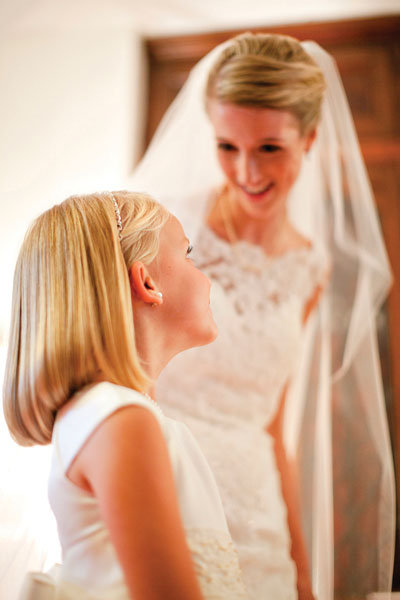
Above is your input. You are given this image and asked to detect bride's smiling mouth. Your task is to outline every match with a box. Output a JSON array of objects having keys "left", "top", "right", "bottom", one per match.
[{"left": 239, "top": 182, "right": 275, "bottom": 200}]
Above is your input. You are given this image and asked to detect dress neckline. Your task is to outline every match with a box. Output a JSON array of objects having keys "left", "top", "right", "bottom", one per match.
[
  {"left": 201, "top": 222, "right": 316, "bottom": 266},
  {"left": 61, "top": 381, "right": 164, "bottom": 419}
]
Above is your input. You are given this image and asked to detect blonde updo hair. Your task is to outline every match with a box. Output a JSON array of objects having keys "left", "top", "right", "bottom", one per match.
[
  {"left": 206, "top": 33, "right": 326, "bottom": 135},
  {"left": 3, "top": 191, "right": 169, "bottom": 446}
]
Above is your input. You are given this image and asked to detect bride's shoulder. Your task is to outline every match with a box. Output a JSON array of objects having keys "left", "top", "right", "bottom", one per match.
[{"left": 284, "top": 224, "right": 312, "bottom": 252}]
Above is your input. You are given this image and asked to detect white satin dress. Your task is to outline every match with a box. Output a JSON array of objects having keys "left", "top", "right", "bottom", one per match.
[
  {"left": 157, "top": 225, "right": 327, "bottom": 600},
  {"left": 20, "top": 381, "right": 247, "bottom": 599}
]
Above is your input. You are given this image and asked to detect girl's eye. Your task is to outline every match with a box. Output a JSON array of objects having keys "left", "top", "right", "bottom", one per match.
[
  {"left": 217, "top": 142, "right": 236, "bottom": 152},
  {"left": 186, "top": 244, "right": 193, "bottom": 256},
  {"left": 260, "top": 144, "right": 281, "bottom": 153}
]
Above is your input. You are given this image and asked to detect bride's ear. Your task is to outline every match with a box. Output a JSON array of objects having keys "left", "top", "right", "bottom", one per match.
[
  {"left": 128, "top": 262, "right": 163, "bottom": 307},
  {"left": 304, "top": 128, "right": 317, "bottom": 153}
]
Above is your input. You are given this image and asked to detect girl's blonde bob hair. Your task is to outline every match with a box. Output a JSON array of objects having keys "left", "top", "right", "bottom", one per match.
[
  {"left": 206, "top": 33, "right": 326, "bottom": 135},
  {"left": 3, "top": 191, "right": 169, "bottom": 446}
]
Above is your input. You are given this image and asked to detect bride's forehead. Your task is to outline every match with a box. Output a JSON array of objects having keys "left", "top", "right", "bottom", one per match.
[{"left": 208, "top": 100, "right": 300, "bottom": 138}]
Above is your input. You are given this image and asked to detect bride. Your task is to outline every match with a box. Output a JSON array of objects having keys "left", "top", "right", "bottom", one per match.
[{"left": 130, "top": 32, "right": 395, "bottom": 600}]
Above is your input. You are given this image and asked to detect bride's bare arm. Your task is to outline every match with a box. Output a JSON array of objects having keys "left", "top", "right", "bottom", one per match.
[
  {"left": 266, "top": 275, "right": 329, "bottom": 599},
  {"left": 303, "top": 265, "right": 330, "bottom": 324},
  {"left": 267, "top": 386, "right": 315, "bottom": 600}
]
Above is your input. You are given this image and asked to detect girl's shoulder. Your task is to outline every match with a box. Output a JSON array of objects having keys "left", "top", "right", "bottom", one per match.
[
  {"left": 54, "top": 382, "right": 163, "bottom": 472},
  {"left": 57, "top": 382, "right": 162, "bottom": 425}
]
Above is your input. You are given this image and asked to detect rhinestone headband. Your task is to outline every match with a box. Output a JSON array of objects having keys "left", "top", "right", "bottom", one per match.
[{"left": 110, "top": 193, "right": 123, "bottom": 240}]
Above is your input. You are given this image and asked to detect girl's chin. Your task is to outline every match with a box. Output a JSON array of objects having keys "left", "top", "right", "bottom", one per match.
[
  {"left": 198, "top": 319, "right": 218, "bottom": 347},
  {"left": 201, "top": 317, "right": 218, "bottom": 344},
  {"left": 184, "top": 314, "right": 218, "bottom": 350}
]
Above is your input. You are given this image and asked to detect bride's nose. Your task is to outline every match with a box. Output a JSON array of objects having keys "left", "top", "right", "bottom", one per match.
[{"left": 236, "top": 152, "right": 262, "bottom": 187}]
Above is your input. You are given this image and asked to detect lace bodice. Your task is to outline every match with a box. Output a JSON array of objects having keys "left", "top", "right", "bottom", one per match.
[{"left": 159, "top": 225, "right": 327, "bottom": 429}]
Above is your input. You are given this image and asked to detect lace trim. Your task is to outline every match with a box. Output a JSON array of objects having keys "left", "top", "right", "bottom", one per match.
[
  {"left": 18, "top": 568, "right": 129, "bottom": 600},
  {"left": 20, "top": 532, "right": 248, "bottom": 600},
  {"left": 195, "top": 225, "right": 328, "bottom": 310},
  {"left": 186, "top": 528, "right": 248, "bottom": 599}
]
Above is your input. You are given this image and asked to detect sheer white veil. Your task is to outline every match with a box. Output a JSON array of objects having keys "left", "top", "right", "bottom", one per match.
[{"left": 129, "top": 38, "right": 395, "bottom": 599}]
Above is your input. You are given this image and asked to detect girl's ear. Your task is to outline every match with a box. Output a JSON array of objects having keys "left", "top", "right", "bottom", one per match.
[{"left": 129, "top": 262, "right": 163, "bottom": 307}]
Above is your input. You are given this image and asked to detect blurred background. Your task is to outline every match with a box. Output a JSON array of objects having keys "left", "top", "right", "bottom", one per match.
[{"left": 1, "top": 0, "right": 399, "bottom": 596}]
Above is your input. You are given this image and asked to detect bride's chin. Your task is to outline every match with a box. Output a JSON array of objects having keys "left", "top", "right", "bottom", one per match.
[{"left": 238, "top": 193, "right": 284, "bottom": 219}]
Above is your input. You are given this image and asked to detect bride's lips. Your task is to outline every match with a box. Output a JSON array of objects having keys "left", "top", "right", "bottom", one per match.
[{"left": 239, "top": 182, "right": 274, "bottom": 201}]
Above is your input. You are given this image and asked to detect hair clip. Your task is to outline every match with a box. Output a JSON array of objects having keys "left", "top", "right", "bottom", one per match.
[{"left": 110, "top": 193, "right": 123, "bottom": 240}]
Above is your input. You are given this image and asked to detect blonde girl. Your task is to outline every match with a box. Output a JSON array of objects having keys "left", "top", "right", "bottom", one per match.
[{"left": 3, "top": 191, "right": 247, "bottom": 599}]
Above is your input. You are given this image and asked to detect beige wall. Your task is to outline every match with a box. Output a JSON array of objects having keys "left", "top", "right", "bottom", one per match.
[{"left": 0, "top": 29, "right": 146, "bottom": 341}]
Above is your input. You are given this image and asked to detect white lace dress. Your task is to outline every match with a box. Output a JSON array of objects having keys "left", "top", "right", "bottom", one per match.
[
  {"left": 20, "top": 382, "right": 247, "bottom": 599},
  {"left": 157, "top": 225, "right": 328, "bottom": 600}
]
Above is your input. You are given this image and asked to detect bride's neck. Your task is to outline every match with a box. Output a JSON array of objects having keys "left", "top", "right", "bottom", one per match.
[
  {"left": 212, "top": 186, "right": 294, "bottom": 255},
  {"left": 234, "top": 205, "right": 288, "bottom": 250}
]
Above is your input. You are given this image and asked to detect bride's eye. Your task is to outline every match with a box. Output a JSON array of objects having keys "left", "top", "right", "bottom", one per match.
[
  {"left": 186, "top": 244, "right": 194, "bottom": 256},
  {"left": 218, "top": 142, "right": 236, "bottom": 152},
  {"left": 260, "top": 144, "right": 281, "bottom": 153}
]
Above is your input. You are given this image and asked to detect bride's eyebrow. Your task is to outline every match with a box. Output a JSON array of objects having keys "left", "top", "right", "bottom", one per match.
[{"left": 216, "top": 136, "right": 284, "bottom": 144}]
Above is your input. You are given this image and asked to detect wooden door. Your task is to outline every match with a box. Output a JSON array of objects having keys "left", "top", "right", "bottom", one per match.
[{"left": 142, "top": 15, "right": 400, "bottom": 591}]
